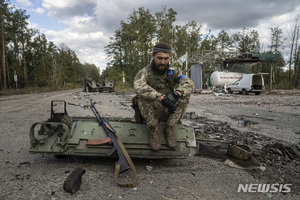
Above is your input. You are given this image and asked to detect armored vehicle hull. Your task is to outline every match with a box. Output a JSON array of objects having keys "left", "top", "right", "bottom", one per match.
[
  {"left": 29, "top": 101, "right": 196, "bottom": 159},
  {"left": 84, "top": 79, "right": 115, "bottom": 93}
]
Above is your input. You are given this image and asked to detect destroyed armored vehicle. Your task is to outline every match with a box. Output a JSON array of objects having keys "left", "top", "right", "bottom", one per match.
[
  {"left": 29, "top": 100, "right": 257, "bottom": 188},
  {"left": 84, "top": 79, "right": 115, "bottom": 93},
  {"left": 29, "top": 100, "right": 197, "bottom": 159}
]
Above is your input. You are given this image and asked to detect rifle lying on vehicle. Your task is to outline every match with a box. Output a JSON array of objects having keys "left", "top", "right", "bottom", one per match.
[{"left": 90, "top": 102, "right": 137, "bottom": 187}]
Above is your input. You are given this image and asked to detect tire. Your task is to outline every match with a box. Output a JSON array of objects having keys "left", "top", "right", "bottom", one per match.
[
  {"left": 241, "top": 89, "right": 248, "bottom": 95},
  {"left": 227, "top": 88, "right": 233, "bottom": 94}
]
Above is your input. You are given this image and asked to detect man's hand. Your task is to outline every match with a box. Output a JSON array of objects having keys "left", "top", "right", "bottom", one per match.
[{"left": 161, "top": 91, "right": 181, "bottom": 113}]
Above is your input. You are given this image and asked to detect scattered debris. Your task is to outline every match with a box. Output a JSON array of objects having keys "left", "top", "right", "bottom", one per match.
[
  {"left": 212, "top": 92, "right": 224, "bottom": 96},
  {"left": 227, "top": 144, "right": 252, "bottom": 160},
  {"left": 63, "top": 167, "right": 86, "bottom": 194},
  {"left": 184, "top": 111, "right": 300, "bottom": 194},
  {"left": 146, "top": 165, "right": 153, "bottom": 172},
  {"left": 224, "top": 159, "right": 261, "bottom": 170},
  {"left": 18, "top": 162, "right": 31, "bottom": 166},
  {"left": 237, "top": 118, "right": 252, "bottom": 127}
]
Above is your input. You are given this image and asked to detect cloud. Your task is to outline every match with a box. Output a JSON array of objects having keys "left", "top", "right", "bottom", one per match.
[
  {"left": 16, "top": 0, "right": 32, "bottom": 7},
  {"left": 32, "top": 7, "right": 45, "bottom": 14},
  {"left": 173, "top": 0, "right": 300, "bottom": 30},
  {"left": 40, "top": 0, "right": 300, "bottom": 33},
  {"left": 45, "top": 28, "right": 110, "bottom": 67},
  {"left": 42, "top": 0, "right": 96, "bottom": 19},
  {"left": 37, "top": 0, "right": 300, "bottom": 68}
]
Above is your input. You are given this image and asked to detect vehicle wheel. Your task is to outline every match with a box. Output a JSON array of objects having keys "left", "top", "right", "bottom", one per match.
[
  {"left": 227, "top": 88, "right": 233, "bottom": 94},
  {"left": 255, "top": 92, "right": 261, "bottom": 95},
  {"left": 242, "top": 89, "right": 248, "bottom": 95}
]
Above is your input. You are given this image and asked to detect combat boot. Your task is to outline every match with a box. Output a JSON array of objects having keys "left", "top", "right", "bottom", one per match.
[
  {"left": 164, "top": 126, "right": 177, "bottom": 148},
  {"left": 149, "top": 127, "right": 160, "bottom": 151}
]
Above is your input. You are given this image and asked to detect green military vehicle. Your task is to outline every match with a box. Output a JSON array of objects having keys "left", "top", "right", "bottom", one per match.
[
  {"left": 29, "top": 100, "right": 196, "bottom": 159},
  {"left": 29, "top": 100, "right": 197, "bottom": 188},
  {"left": 84, "top": 79, "right": 115, "bottom": 93},
  {"left": 28, "top": 100, "right": 255, "bottom": 189}
]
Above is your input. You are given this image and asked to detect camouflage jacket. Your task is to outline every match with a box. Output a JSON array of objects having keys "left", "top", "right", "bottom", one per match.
[{"left": 134, "top": 65, "right": 195, "bottom": 101}]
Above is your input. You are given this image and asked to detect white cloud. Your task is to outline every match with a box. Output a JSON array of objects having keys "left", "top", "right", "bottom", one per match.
[
  {"left": 37, "top": 0, "right": 300, "bottom": 68},
  {"left": 27, "top": 20, "right": 39, "bottom": 30},
  {"left": 16, "top": 0, "right": 32, "bottom": 7},
  {"left": 45, "top": 29, "right": 110, "bottom": 67},
  {"left": 42, "top": 0, "right": 95, "bottom": 9},
  {"left": 32, "top": 7, "right": 45, "bottom": 14}
]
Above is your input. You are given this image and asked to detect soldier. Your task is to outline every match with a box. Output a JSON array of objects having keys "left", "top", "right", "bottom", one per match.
[{"left": 134, "top": 42, "right": 195, "bottom": 151}]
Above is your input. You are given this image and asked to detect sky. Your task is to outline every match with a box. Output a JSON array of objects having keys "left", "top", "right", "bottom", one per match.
[{"left": 11, "top": 0, "right": 300, "bottom": 71}]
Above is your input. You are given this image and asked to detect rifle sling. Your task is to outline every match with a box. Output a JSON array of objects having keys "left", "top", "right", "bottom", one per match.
[{"left": 113, "top": 132, "right": 137, "bottom": 187}]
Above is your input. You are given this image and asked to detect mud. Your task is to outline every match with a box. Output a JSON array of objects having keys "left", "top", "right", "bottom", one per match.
[{"left": 0, "top": 89, "right": 300, "bottom": 200}]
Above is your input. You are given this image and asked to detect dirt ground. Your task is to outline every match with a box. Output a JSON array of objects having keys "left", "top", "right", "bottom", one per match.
[{"left": 0, "top": 89, "right": 299, "bottom": 200}]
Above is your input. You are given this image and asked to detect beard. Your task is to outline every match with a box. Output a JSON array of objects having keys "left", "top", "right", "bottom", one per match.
[{"left": 151, "top": 59, "right": 169, "bottom": 74}]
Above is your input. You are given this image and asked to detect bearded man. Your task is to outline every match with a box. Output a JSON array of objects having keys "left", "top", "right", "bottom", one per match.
[{"left": 133, "top": 42, "right": 194, "bottom": 151}]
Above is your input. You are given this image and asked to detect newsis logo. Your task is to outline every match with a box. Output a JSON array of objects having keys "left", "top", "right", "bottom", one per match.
[{"left": 237, "top": 183, "right": 292, "bottom": 193}]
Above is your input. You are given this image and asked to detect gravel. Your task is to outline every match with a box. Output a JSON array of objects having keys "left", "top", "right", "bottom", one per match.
[{"left": 0, "top": 89, "right": 299, "bottom": 200}]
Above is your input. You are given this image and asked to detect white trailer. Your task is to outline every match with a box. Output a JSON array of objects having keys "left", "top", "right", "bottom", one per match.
[{"left": 210, "top": 71, "right": 244, "bottom": 89}]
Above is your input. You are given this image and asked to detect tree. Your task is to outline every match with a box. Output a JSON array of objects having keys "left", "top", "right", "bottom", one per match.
[
  {"left": 105, "top": 7, "right": 156, "bottom": 85},
  {"left": 231, "top": 27, "right": 260, "bottom": 52},
  {"left": 9, "top": 7, "right": 22, "bottom": 88},
  {"left": 0, "top": 0, "right": 102, "bottom": 90},
  {"left": 15, "top": 8, "right": 31, "bottom": 88},
  {"left": 200, "top": 30, "right": 217, "bottom": 51},
  {"left": 268, "top": 27, "right": 285, "bottom": 86},
  {"left": 105, "top": 6, "right": 203, "bottom": 85},
  {"left": 217, "top": 30, "right": 232, "bottom": 51},
  {"left": 0, "top": 0, "right": 12, "bottom": 89},
  {"left": 286, "top": 15, "right": 300, "bottom": 87},
  {"left": 85, "top": 63, "right": 100, "bottom": 81},
  {"left": 269, "top": 27, "right": 283, "bottom": 53},
  {"left": 155, "top": 6, "right": 177, "bottom": 45},
  {"left": 292, "top": 19, "right": 300, "bottom": 87},
  {"left": 173, "top": 20, "right": 202, "bottom": 72}
]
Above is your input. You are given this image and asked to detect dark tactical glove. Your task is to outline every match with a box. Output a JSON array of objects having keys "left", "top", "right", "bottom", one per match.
[{"left": 161, "top": 91, "right": 180, "bottom": 113}]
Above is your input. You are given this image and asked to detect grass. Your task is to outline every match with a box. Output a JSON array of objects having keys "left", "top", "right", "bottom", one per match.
[
  {"left": 0, "top": 86, "right": 81, "bottom": 96},
  {"left": 0, "top": 84, "right": 135, "bottom": 96},
  {"left": 114, "top": 85, "right": 134, "bottom": 93}
]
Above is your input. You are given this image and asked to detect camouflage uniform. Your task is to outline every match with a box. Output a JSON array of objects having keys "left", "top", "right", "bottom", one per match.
[{"left": 134, "top": 65, "right": 195, "bottom": 128}]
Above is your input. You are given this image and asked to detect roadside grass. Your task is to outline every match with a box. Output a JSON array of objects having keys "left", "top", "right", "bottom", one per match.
[
  {"left": 0, "top": 86, "right": 81, "bottom": 96},
  {"left": 0, "top": 85, "right": 135, "bottom": 96}
]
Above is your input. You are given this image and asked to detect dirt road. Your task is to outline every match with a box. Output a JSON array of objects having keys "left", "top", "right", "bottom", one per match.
[{"left": 0, "top": 89, "right": 299, "bottom": 200}]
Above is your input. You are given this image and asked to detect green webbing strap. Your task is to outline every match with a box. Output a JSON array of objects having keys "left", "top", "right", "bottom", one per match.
[
  {"left": 113, "top": 132, "right": 137, "bottom": 187},
  {"left": 104, "top": 123, "right": 137, "bottom": 187}
]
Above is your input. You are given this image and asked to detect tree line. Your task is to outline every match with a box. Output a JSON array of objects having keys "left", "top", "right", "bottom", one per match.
[
  {"left": 104, "top": 6, "right": 300, "bottom": 89},
  {"left": 0, "top": 0, "right": 100, "bottom": 91},
  {"left": 1, "top": 2, "right": 299, "bottom": 91}
]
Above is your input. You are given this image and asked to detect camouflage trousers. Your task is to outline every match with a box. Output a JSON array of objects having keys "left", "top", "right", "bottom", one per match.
[{"left": 138, "top": 95, "right": 190, "bottom": 128}]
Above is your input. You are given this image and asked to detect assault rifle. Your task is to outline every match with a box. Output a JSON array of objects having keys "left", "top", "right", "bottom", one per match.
[{"left": 90, "top": 102, "right": 136, "bottom": 187}]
